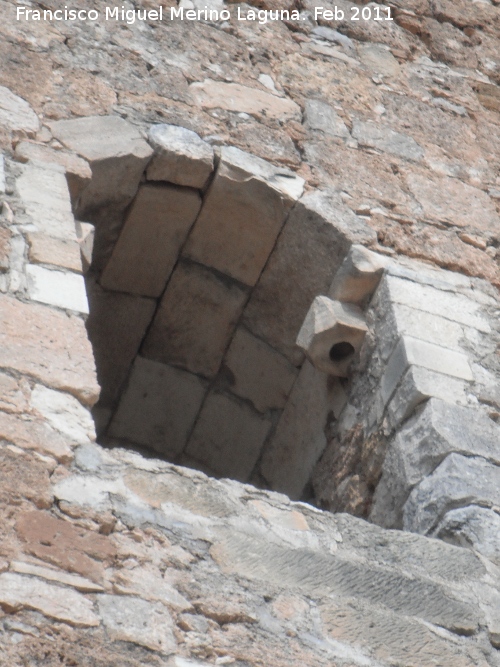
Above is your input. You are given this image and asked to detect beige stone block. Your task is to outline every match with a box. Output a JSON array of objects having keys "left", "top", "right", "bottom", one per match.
[
  {"left": 0, "top": 294, "right": 99, "bottom": 407},
  {"left": 108, "top": 356, "right": 207, "bottom": 458},
  {"left": 189, "top": 79, "right": 301, "bottom": 121},
  {"left": 0, "top": 572, "right": 99, "bottom": 627},
  {"left": 10, "top": 561, "right": 104, "bottom": 593},
  {"left": 100, "top": 183, "right": 201, "bottom": 297},
  {"left": 243, "top": 190, "right": 376, "bottom": 365},
  {"left": 15, "top": 140, "right": 92, "bottom": 202},
  {"left": 185, "top": 391, "right": 272, "bottom": 481},
  {"left": 16, "top": 163, "right": 75, "bottom": 241},
  {"left": 141, "top": 261, "right": 247, "bottom": 378},
  {"left": 329, "top": 244, "right": 387, "bottom": 306},
  {"left": 147, "top": 124, "right": 214, "bottom": 188},
  {"left": 259, "top": 361, "right": 333, "bottom": 499},
  {"left": 223, "top": 327, "right": 298, "bottom": 413},
  {"left": 183, "top": 147, "right": 303, "bottom": 286},
  {"left": 85, "top": 280, "right": 156, "bottom": 409},
  {"left": 296, "top": 297, "right": 368, "bottom": 377},
  {"left": 75, "top": 221, "right": 94, "bottom": 273},
  {"left": 49, "top": 115, "right": 153, "bottom": 216},
  {"left": 27, "top": 233, "right": 82, "bottom": 273},
  {"left": 0, "top": 411, "right": 74, "bottom": 463}
]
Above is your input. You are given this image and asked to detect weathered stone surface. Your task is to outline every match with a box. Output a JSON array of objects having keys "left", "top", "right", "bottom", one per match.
[
  {"left": 371, "top": 399, "right": 500, "bottom": 528},
  {"left": 14, "top": 140, "right": 92, "bottom": 202},
  {"left": 211, "top": 531, "right": 480, "bottom": 634},
  {"left": 222, "top": 326, "right": 297, "bottom": 413},
  {"left": 185, "top": 391, "right": 272, "bottom": 481},
  {"left": 303, "top": 99, "right": 349, "bottom": 138},
  {"left": 147, "top": 124, "right": 214, "bottom": 188},
  {"left": 244, "top": 190, "right": 376, "bottom": 364},
  {"left": 0, "top": 86, "right": 39, "bottom": 135},
  {"left": 49, "top": 115, "right": 153, "bottom": 216},
  {"left": 0, "top": 153, "right": 5, "bottom": 193},
  {"left": 0, "top": 446, "right": 52, "bottom": 510},
  {"left": 30, "top": 384, "right": 95, "bottom": 446},
  {"left": 260, "top": 361, "right": 332, "bottom": 499},
  {"left": 379, "top": 335, "right": 472, "bottom": 408},
  {"left": 404, "top": 453, "right": 500, "bottom": 534},
  {"left": 0, "top": 372, "right": 28, "bottom": 414},
  {"left": 183, "top": 147, "right": 302, "bottom": 286},
  {"left": 407, "top": 172, "right": 500, "bottom": 232},
  {"left": 141, "top": 261, "right": 247, "bottom": 378},
  {"left": 98, "top": 594, "right": 176, "bottom": 654},
  {"left": 26, "top": 265, "right": 89, "bottom": 313},
  {"left": 0, "top": 295, "right": 99, "bottom": 407},
  {"left": 100, "top": 183, "right": 201, "bottom": 297},
  {"left": 382, "top": 273, "right": 490, "bottom": 332},
  {"left": 296, "top": 297, "right": 367, "bottom": 376},
  {"left": 16, "top": 510, "right": 115, "bottom": 583},
  {"left": 110, "top": 567, "right": 191, "bottom": 610},
  {"left": 16, "top": 163, "right": 75, "bottom": 241},
  {"left": 358, "top": 43, "right": 401, "bottom": 77},
  {"left": 190, "top": 80, "right": 301, "bottom": 121},
  {"left": 0, "top": 572, "right": 99, "bottom": 627},
  {"left": 435, "top": 506, "right": 500, "bottom": 567},
  {"left": 321, "top": 598, "right": 487, "bottom": 667},
  {"left": 27, "top": 233, "right": 82, "bottom": 273},
  {"left": 10, "top": 561, "right": 104, "bottom": 593},
  {"left": 0, "top": 411, "right": 73, "bottom": 463},
  {"left": 108, "top": 356, "right": 206, "bottom": 458},
  {"left": 0, "top": 225, "right": 10, "bottom": 272},
  {"left": 76, "top": 221, "right": 94, "bottom": 273},
  {"left": 386, "top": 365, "right": 467, "bottom": 427},
  {"left": 85, "top": 282, "right": 156, "bottom": 411},
  {"left": 329, "top": 244, "right": 387, "bottom": 306},
  {"left": 352, "top": 120, "right": 424, "bottom": 161}
]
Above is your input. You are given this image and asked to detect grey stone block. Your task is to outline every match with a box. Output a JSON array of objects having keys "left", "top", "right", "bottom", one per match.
[
  {"left": 386, "top": 365, "right": 467, "bottom": 428},
  {"left": 147, "top": 124, "right": 214, "bottom": 188},
  {"left": 383, "top": 274, "right": 491, "bottom": 333},
  {"left": 100, "top": 183, "right": 201, "bottom": 297},
  {"left": 185, "top": 391, "right": 272, "bottom": 482},
  {"left": 260, "top": 361, "right": 337, "bottom": 499},
  {"left": 371, "top": 399, "right": 500, "bottom": 528},
  {"left": 435, "top": 505, "right": 500, "bottom": 568},
  {"left": 352, "top": 120, "right": 424, "bottom": 162},
  {"left": 403, "top": 453, "right": 500, "bottom": 535},
  {"left": 141, "top": 261, "right": 247, "bottom": 379},
  {"left": 304, "top": 99, "right": 349, "bottom": 138},
  {"left": 244, "top": 190, "right": 376, "bottom": 365},
  {"left": 108, "top": 356, "right": 207, "bottom": 458},
  {"left": 183, "top": 146, "right": 303, "bottom": 286}
]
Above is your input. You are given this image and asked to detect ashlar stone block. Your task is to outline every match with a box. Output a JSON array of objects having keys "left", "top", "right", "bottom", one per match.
[
  {"left": 183, "top": 146, "right": 304, "bottom": 286},
  {"left": 371, "top": 399, "right": 500, "bottom": 528},
  {"left": 16, "top": 163, "right": 75, "bottom": 241},
  {"left": 386, "top": 365, "right": 467, "bottom": 428},
  {"left": 244, "top": 190, "right": 376, "bottom": 365},
  {"left": 107, "top": 356, "right": 207, "bottom": 458},
  {"left": 100, "top": 183, "right": 201, "bottom": 297},
  {"left": 403, "top": 453, "right": 500, "bottom": 535},
  {"left": 141, "top": 261, "right": 247, "bottom": 379},
  {"left": 435, "top": 506, "right": 500, "bottom": 568},
  {"left": 49, "top": 115, "right": 153, "bottom": 216},
  {"left": 185, "top": 391, "right": 272, "bottom": 481},
  {"left": 297, "top": 297, "right": 367, "bottom": 377},
  {"left": 85, "top": 280, "right": 156, "bottom": 410},
  {"left": 260, "top": 361, "right": 333, "bottom": 499},
  {"left": 223, "top": 327, "right": 298, "bottom": 413},
  {"left": 147, "top": 124, "right": 214, "bottom": 188},
  {"left": 329, "top": 244, "right": 387, "bottom": 306},
  {"left": 26, "top": 264, "right": 89, "bottom": 314},
  {"left": 27, "top": 233, "right": 82, "bottom": 273}
]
